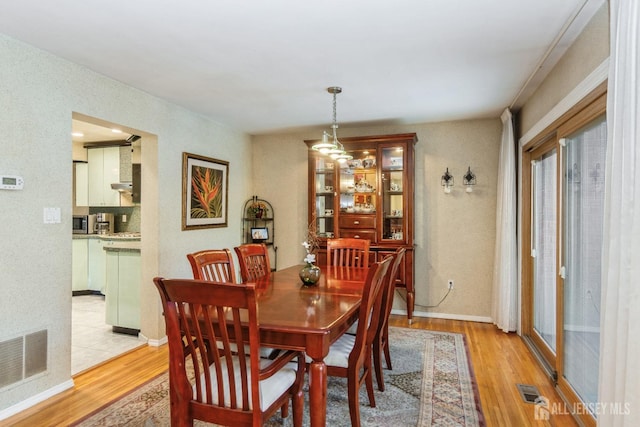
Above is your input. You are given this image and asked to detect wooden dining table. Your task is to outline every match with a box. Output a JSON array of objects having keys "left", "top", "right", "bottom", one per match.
[{"left": 254, "top": 264, "right": 369, "bottom": 427}]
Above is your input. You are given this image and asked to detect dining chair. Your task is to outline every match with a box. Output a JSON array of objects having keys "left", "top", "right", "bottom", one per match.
[
  {"left": 187, "top": 248, "right": 277, "bottom": 359},
  {"left": 187, "top": 248, "right": 237, "bottom": 283},
  {"left": 373, "top": 247, "right": 406, "bottom": 391},
  {"left": 153, "top": 277, "right": 304, "bottom": 427},
  {"left": 326, "top": 237, "right": 371, "bottom": 267},
  {"left": 234, "top": 243, "right": 271, "bottom": 282},
  {"left": 311, "top": 255, "right": 392, "bottom": 427}
]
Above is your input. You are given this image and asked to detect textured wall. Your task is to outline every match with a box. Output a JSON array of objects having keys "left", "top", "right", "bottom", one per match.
[
  {"left": 252, "top": 118, "right": 501, "bottom": 320},
  {"left": 0, "top": 34, "right": 252, "bottom": 412}
]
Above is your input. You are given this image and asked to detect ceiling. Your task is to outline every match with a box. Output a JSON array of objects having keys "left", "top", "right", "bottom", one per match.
[
  {"left": 0, "top": 1, "right": 604, "bottom": 136},
  {"left": 71, "top": 120, "right": 132, "bottom": 144}
]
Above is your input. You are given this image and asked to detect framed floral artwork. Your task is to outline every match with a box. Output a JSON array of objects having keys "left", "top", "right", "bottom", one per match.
[{"left": 182, "top": 152, "right": 229, "bottom": 230}]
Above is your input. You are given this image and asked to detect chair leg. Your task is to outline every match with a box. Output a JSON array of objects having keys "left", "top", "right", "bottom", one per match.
[
  {"left": 281, "top": 401, "right": 289, "bottom": 418},
  {"left": 292, "top": 355, "right": 305, "bottom": 427},
  {"left": 364, "top": 353, "right": 376, "bottom": 408},
  {"left": 347, "top": 373, "right": 362, "bottom": 427},
  {"left": 170, "top": 389, "right": 193, "bottom": 427},
  {"left": 373, "top": 338, "right": 385, "bottom": 392},
  {"left": 383, "top": 340, "right": 392, "bottom": 370},
  {"left": 383, "top": 325, "right": 392, "bottom": 370},
  {"left": 292, "top": 389, "right": 304, "bottom": 427}
]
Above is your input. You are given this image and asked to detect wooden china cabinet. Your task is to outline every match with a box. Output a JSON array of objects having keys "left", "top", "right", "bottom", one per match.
[{"left": 305, "top": 133, "right": 417, "bottom": 322}]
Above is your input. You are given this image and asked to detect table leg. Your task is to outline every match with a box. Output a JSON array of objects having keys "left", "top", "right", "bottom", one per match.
[
  {"left": 308, "top": 359, "right": 327, "bottom": 427},
  {"left": 407, "top": 289, "right": 414, "bottom": 324}
]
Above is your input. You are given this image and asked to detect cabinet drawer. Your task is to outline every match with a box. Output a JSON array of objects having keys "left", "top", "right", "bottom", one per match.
[
  {"left": 339, "top": 215, "right": 376, "bottom": 229},
  {"left": 339, "top": 229, "right": 376, "bottom": 241}
]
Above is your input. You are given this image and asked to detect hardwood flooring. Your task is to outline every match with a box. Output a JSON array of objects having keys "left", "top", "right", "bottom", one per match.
[
  {"left": 388, "top": 316, "right": 578, "bottom": 427},
  {"left": 3, "top": 316, "right": 577, "bottom": 426}
]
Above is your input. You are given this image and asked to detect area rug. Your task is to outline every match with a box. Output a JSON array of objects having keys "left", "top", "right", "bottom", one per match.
[{"left": 72, "top": 328, "right": 485, "bottom": 426}]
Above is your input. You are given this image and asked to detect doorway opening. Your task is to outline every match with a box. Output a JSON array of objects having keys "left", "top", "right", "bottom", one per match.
[{"left": 71, "top": 114, "right": 148, "bottom": 375}]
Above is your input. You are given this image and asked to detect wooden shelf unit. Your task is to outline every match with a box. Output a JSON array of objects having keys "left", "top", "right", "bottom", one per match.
[{"left": 242, "top": 196, "right": 277, "bottom": 271}]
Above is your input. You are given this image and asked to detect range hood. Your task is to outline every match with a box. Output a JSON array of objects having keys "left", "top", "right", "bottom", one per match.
[
  {"left": 111, "top": 164, "right": 141, "bottom": 203},
  {"left": 111, "top": 182, "right": 133, "bottom": 193}
]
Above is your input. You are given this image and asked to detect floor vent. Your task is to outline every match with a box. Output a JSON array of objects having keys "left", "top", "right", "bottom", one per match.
[
  {"left": 517, "top": 383, "right": 542, "bottom": 404},
  {"left": 0, "top": 330, "right": 48, "bottom": 389}
]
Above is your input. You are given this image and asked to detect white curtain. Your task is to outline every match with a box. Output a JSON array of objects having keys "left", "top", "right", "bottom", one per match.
[
  {"left": 598, "top": 1, "right": 640, "bottom": 425},
  {"left": 491, "top": 108, "right": 518, "bottom": 332}
]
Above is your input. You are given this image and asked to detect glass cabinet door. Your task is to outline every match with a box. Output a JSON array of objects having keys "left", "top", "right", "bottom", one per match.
[
  {"left": 313, "top": 156, "right": 336, "bottom": 238},
  {"left": 338, "top": 148, "right": 377, "bottom": 215},
  {"left": 381, "top": 145, "right": 405, "bottom": 241}
]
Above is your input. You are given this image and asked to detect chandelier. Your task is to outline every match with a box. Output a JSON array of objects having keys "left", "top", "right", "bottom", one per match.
[{"left": 311, "top": 87, "right": 353, "bottom": 163}]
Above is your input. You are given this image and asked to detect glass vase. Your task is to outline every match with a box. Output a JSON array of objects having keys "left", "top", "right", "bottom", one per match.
[{"left": 299, "top": 263, "right": 321, "bottom": 286}]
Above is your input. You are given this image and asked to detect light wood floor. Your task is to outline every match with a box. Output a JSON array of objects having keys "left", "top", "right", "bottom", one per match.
[{"left": 3, "top": 316, "right": 577, "bottom": 427}]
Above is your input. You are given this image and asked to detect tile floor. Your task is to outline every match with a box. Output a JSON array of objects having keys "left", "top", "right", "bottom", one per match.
[{"left": 71, "top": 294, "right": 145, "bottom": 375}]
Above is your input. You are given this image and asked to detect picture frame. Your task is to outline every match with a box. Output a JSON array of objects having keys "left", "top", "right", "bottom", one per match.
[
  {"left": 250, "top": 227, "right": 269, "bottom": 242},
  {"left": 182, "top": 152, "right": 229, "bottom": 230}
]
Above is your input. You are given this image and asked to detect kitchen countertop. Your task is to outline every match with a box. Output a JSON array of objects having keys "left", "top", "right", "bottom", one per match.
[
  {"left": 73, "top": 232, "right": 140, "bottom": 240},
  {"left": 103, "top": 241, "right": 141, "bottom": 251},
  {"left": 73, "top": 233, "right": 141, "bottom": 251}
]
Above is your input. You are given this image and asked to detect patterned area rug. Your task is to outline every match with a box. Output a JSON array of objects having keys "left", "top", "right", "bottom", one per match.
[{"left": 73, "top": 328, "right": 485, "bottom": 426}]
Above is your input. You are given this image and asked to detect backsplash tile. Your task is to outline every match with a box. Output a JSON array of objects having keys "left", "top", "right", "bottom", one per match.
[{"left": 89, "top": 206, "right": 140, "bottom": 233}]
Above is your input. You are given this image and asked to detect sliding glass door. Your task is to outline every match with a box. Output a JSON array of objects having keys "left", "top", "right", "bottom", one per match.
[
  {"left": 533, "top": 149, "right": 558, "bottom": 354},
  {"left": 527, "top": 142, "right": 558, "bottom": 370},
  {"left": 522, "top": 89, "right": 606, "bottom": 427},
  {"left": 559, "top": 115, "right": 606, "bottom": 414}
]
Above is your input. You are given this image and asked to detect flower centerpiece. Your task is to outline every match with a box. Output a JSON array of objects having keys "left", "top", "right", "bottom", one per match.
[
  {"left": 299, "top": 215, "right": 321, "bottom": 286},
  {"left": 248, "top": 201, "right": 268, "bottom": 219}
]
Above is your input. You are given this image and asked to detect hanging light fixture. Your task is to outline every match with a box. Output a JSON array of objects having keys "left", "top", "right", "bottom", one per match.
[
  {"left": 311, "top": 87, "right": 352, "bottom": 163},
  {"left": 310, "top": 131, "right": 336, "bottom": 154}
]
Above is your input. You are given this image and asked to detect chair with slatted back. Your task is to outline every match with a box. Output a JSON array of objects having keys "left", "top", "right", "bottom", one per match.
[
  {"left": 187, "top": 248, "right": 277, "bottom": 359},
  {"left": 373, "top": 247, "right": 406, "bottom": 391},
  {"left": 326, "top": 238, "right": 371, "bottom": 268},
  {"left": 187, "top": 248, "right": 237, "bottom": 283},
  {"left": 153, "top": 277, "right": 305, "bottom": 427},
  {"left": 234, "top": 243, "right": 271, "bottom": 282},
  {"left": 309, "top": 255, "right": 392, "bottom": 427}
]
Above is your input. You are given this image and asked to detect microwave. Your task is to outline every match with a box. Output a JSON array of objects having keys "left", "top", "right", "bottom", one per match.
[{"left": 72, "top": 214, "right": 97, "bottom": 234}]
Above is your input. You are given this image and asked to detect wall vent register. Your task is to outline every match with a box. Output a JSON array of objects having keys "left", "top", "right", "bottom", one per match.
[{"left": 0, "top": 330, "right": 48, "bottom": 389}]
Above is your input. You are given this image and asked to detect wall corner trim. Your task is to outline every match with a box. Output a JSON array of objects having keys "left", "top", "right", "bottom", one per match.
[{"left": 519, "top": 58, "right": 609, "bottom": 146}]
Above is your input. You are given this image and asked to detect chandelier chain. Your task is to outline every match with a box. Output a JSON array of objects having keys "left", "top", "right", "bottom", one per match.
[{"left": 332, "top": 90, "right": 338, "bottom": 131}]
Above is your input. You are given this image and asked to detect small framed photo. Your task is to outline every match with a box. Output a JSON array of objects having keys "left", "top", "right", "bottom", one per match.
[
  {"left": 251, "top": 227, "right": 269, "bottom": 242},
  {"left": 182, "top": 152, "right": 229, "bottom": 230}
]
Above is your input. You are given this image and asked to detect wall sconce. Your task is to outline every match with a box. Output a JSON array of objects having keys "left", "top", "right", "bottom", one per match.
[
  {"left": 463, "top": 166, "right": 476, "bottom": 193},
  {"left": 441, "top": 168, "right": 454, "bottom": 194}
]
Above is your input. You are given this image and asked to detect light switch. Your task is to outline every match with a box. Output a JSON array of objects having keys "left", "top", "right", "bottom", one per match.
[{"left": 43, "top": 207, "right": 61, "bottom": 224}]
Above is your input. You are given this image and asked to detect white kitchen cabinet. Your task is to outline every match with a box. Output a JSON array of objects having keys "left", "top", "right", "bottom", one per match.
[
  {"left": 105, "top": 249, "right": 140, "bottom": 331},
  {"left": 72, "top": 239, "right": 88, "bottom": 291},
  {"left": 88, "top": 147, "right": 121, "bottom": 207},
  {"left": 87, "top": 238, "right": 106, "bottom": 293},
  {"left": 75, "top": 162, "right": 89, "bottom": 207}
]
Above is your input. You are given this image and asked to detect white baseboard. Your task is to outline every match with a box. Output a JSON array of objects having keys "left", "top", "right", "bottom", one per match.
[
  {"left": 146, "top": 335, "right": 167, "bottom": 347},
  {"left": 0, "top": 379, "right": 74, "bottom": 421},
  {"left": 391, "top": 308, "right": 493, "bottom": 324}
]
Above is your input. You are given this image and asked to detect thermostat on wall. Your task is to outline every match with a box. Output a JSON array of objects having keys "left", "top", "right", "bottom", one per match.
[{"left": 0, "top": 175, "right": 24, "bottom": 190}]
